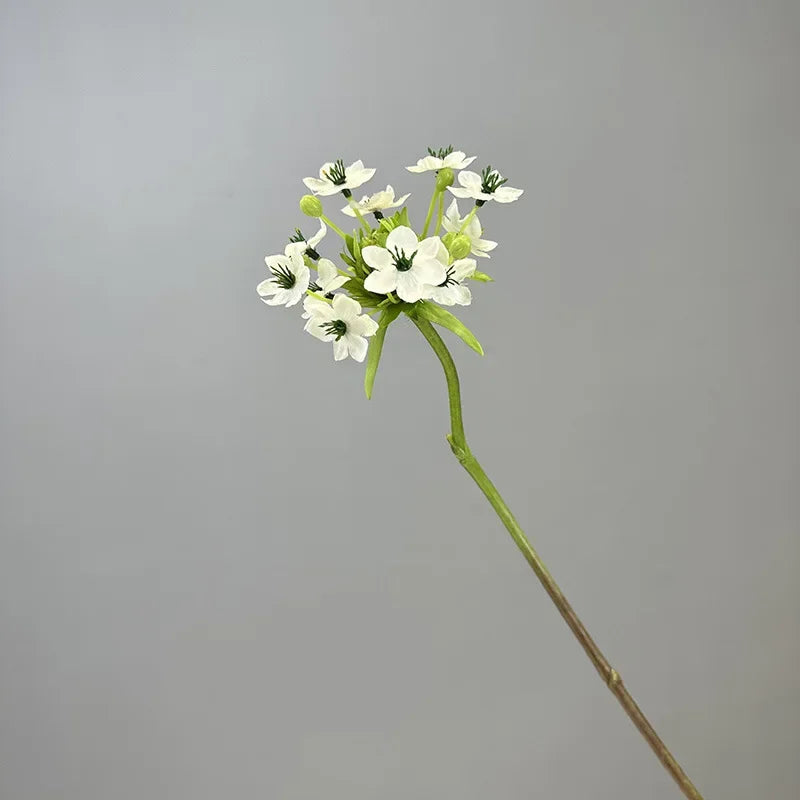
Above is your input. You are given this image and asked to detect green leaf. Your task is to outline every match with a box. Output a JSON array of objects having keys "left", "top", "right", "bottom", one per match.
[
  {"left": 471, "top": 270, "right": 494, "bottom": 283},
  {"left": 344, "top": 234, "right": 355, "bottom": 258},
  {"left": 415, "top": 302, "right": 484, "bottom": 356},
  {"left": 364, "top": 306, "right": 403, "bottom": 399}
]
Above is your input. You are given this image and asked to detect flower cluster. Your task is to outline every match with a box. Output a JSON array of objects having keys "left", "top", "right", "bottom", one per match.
[{"left": 257, "top": 148, "right": 522, "bottom": 392}]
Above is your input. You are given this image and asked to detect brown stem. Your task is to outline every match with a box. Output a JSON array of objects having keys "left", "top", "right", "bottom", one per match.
[{"left": 411, "top": 316, "right": 705, "bottom": 800}]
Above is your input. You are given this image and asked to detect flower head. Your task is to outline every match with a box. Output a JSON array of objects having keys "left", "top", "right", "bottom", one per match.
[
  {"left": 309, "top": 258, "right": 348, "bottom": 296},
  {"left": 442, "top": 199, "right": 497, "bottom": 258},
  {"left": 287, "top": 221, "right": 327, "bottom": 260},
  {"left": 341, "top": 185, "right": 410, "bottom": 218},
  {"left": 303, "top": 294, "right": 379, "bottom": 362},
  {"left": 406, "top": 147, "right": 476, "bottom": 174},
  {"left": 362, "top": 226, "right": 447, "bottom": 303},
  {"left": 258, "top": 247, "right": 310, "bottom": 307},
  {"left": 303, "top": 159, "right": 376, "bottom": 197},
  {"left": 448, "top": 166, "right": 523, "bottom": 205},
  {"left": 423, "top": 258, "right": 476, "bottom": 306}
]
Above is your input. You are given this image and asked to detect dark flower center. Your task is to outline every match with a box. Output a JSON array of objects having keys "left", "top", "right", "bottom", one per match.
[
  {"left": 321, "top": 319, "right": 347, "bottom": 340},
  {"left": 438, "top": 266, "right": 458, "bottom": 288},
  {"left": 323, "top": 159, "right": 347, "bottom": 186},
  {"left": 270, "top": 263, "right": 296, "bottom": 289},
  {"left": 391, "top": 247, "right": 416, "bottom": 272}
]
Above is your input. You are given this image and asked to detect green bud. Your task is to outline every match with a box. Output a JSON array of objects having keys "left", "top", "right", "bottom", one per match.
[
  {"left": 435, "top": 167, "right": 454, "bottom": 191},
  {"left": 441, "top": 232, "right": 456, "bottom": 250},
  {"left": 448, "top": 233, "right": 471, "bottom": 260},
  {"left": 299, "top": 194, "right": 323, "bottom": 218}
]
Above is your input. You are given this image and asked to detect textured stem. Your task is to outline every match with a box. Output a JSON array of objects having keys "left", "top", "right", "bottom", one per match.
[{"left": 410, "top": 316, "right": 704, "bottom": 800}]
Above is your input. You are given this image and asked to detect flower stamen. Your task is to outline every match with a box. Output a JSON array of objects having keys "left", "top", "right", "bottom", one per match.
[
  {"left": 270, "top": 264, "right": 296, "bottom": 289},
  {"left": 321, "top": 319, "right": 348, "bottom": 340},
  {"left": 391, "top": 247, "right": 416, "bottom": 272}
]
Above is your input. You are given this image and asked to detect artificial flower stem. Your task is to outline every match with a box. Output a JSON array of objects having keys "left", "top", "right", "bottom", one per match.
[
  {"left": 320, "top": 215, "right": 347, "bottom": 240},
  {"left": 421, "top": 187, "right": 442, "bottom": 239},
  {"left": 409, "top": 315, "right": 705, "bottom": 800},
  {"left": 347, "top": 198, "right": 372, "bottom": 233},
  {"left": 434, "top": 192, "right": 445, "bottom": 236},
  {"left": 458, "top": 205, "right": 478, "bottom": 234}
]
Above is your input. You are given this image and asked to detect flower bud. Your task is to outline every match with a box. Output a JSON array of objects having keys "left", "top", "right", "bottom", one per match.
[
  {"left": 299, "top": 194, "right": 323, "bottom": 218},
  {"left": 448, "top": 233, "right": 471, "bottom": 260},
  {"left": 435, "top": 167, "right": 454, "bottom": 191}
]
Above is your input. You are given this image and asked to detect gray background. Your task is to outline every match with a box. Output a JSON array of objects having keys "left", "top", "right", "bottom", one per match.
[{"left": 1, "top": 1, "right": 798, "bottom": 798}]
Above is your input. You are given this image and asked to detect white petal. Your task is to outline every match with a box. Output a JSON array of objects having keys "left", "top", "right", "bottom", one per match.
[
  {"left": 452, "top": 284, "right": 472, "bottom": 305},
  {"left": 395, "top": 271, "right": 423, "bottom": 302},
  {"left": 345, "top": 333, "right": 368, "bottom": 362},
  {"left": 364, "top": 267, "right": 397, "bottom": 295},
  {"left": 316, "top": 258, "right": 337, "bottom": 286},
  {"left": 333, "top": 338, "right": 349, "bottom": 361},
  {"left": 264, "top": 289, "right": 291, "bottom": 306},
  {"left": 319, "top": 162, "right": 335, "bottom": 179},
  {"left": 443, "top": 198, "right": 461, "bottom": 230},
  {"left": 416, "top": 236, "right": 443, "bottom": 260},
  {"left": 265, "top": 253, "right": 290, "bottom": 271},
  {"left": 451, "top": 258, "right": 477, "bottom": 281},
  {"left": 307, "top": 221, "right": 327, "bottom": 248},
  {"left": 493, "top": 186, "right": 524, "bottom": 203},
  {"left": 474, "top": 238, "right": 497, "bottom": 257},
  {"left": 361, "top": 245, "right": 392, "bottom": 271},
  {"left": 457, "top": 171, "right": 482, "bottom": 190},
  {"left": 392, "top": 192, "right": 411, "bottom": 207},
  {"left": 303, "top": 295, "right": 331, "bottom": 318},
  {"left": 448, "top": 186, "right": 477, "bottom": 199},
  {"left": 294, "top": 265, "right": 310, "bottom": 293},
  {"left": 306, "top": 321, "right": 331, "bottom": 341},
  {"left": 256, "top": 279, "right": 278, "bottom": 297},
  {"left": 412, "top": 257, "right": 446, "bottom": 287},
  {"left": 331, "top": 293, "right": 361, "bottom": 320},
  {"left": 406, "top": 155, "right": 442, "bottom": 173},
  {"left": 284, "top": 240, "right": 307, "bottom": 258},
  {"left": 385, "top": 226, "right": 419, "bottom": 254},
  {"left": 345, "top": 166, "right": 376, "bottom": 189},
  {"left": 303, "top": 176, "right": 333, "bottom": 195},
  {"left": 349, "top": 313, "right": 379, "bottom": 337}
]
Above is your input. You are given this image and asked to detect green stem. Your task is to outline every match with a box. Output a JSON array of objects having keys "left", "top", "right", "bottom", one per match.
[
  {"left": 434, "top": 191, "right": 445, "bottom": 236},
  {"left": 421, "top": 186, "right": 442, "bottom": 238},
  {"left": 409, "top": 315, "right": 705, "bottom": 800},
  {"left": 320, "top": 214, "right": 347, "bottom": 240},
  {"left": 458, "top": 205, "right": 478, "bottom": 234},
  {"left": 347, "top": 198, "right": 372, "bottom": 233}
]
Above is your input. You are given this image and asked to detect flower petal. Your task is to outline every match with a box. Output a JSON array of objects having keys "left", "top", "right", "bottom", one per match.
[
  {"left": 451, "top": 258, "right": 477, "bottom": 281},
  {"left": 364, "top": 267, "right": 397, "bottom": 295},
  {"left": 457, "top": 170, "right": 482, "bottom": 190},
  {"left": 395, "top": 271, "right": 423, "bottom": 302},
  {"left": 385, "top": 225, "right": 419, "bottom": 254},
  {"left": 416, "top": 236, "right": 443, "bottom": 260},
  {"left": 333, "top": 338, "right": 349, "bottom": 361},
  {"left": 345, "top": 333, "right": 368, "bottom": 362},
  {"left": 307, "top": 221, "right": 327, "bottom": 248},
  {"left": 447, "top": 186, "right": 476, "bottom": 199},
  {"left": 331, "top": 293, "right": 361, "bottom": 320},
  {"left": 361, "top": 245, "right": 392, "bottom": 271},
  {"left": 256, "top": 279, "right": 278, "bottom": 297},
  {"left": 406, "top": 155, "right": 441, "bottom": 173},
  {"left": 303, "top": 177, "right": 332, "bottom": 194},
  {"left": 413, "top": 257, "right": 446, "bottom": 287},
  {"left": 316, "top": 258, "right": 337, "bottom": 285},
  {"left": 493, "top": 186, "right": 524, "bottom": 203}
]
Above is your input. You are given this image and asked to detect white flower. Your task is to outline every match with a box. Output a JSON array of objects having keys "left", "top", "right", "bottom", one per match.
[
  {"left": 448, "top": 168, "right": 523, "bottom": 204},
  {"left": 406, "top": 150, "right": 476, "bottom": 173},
  {"left": 257, "top": 246, "right": 310, "bottom": 307},
  {"left": 362, "top": 226, "right": 447, "bottom": 303},
  {"left": 312, "top": 258, "right": 348, "bottom": 295},
  {"left": 423, "top": 258, "right": 476, "bottom": 306},
  {"left": 286, "top": 221, "right": 327, "bottom": 256},
  {"left": 302, "top": 294, "right": 379, "bottom": 362},
  {"left": 341, "top": 185, "right": 410, "bottom": 217},
  {"left": 302, "top": 159, "right": 376, "bottom": 196},
  {"left": 442, "top": 199, "right": 497, "bottom": 258}
]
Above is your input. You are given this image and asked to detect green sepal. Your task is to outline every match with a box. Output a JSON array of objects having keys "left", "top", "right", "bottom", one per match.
[
  {"left": 471, "top": 270, "right": 494, "bottom": 283},
  {"left": 364, "top": 305, "right": 404, "bottom": 399},
  {"left": 413, "top": 301, "right": 484, "bottom": 356}
]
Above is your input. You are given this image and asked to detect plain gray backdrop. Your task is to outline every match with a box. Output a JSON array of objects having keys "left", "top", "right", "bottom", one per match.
[{"left": 1, "top": 1, "right": 798, "bottom": 798}]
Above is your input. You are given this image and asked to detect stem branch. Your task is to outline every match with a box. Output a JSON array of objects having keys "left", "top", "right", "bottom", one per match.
[{"left": 409, "top": 315, "right": 704, "bottom": 800}]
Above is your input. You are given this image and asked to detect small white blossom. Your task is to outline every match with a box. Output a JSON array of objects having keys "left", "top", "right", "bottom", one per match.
[
  {"left": 362, "top": 226, "right": 447, "bottom": 303},
  {"left": 424, "top": 258, "right": 476, "bottom": 306},
  {"left": 303, "top": 294, "right": 379, "bottom": 362},
  {"left": 312, "top": 258, "right": 348, "bottom": 294},
  {"left": 341, "top": 185, "right": 410, "bottom": 217},
  {"left": 257, "top": 246, "right": 310, "bottom": 307},
  {"left": 448, "top": 168, "right": 523, "bottom": 204},
  {"left": 442, "top": 199, "right": 497, "bottom": 258},
  {"left": 287, "top": 221, "right": 327, "bottom": 256},
  {"left": 406, "top": 150, "right": 476, "bottom": 173},
  {"left": 303, "top": 159, "right": 376, "bottom": 196}
]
